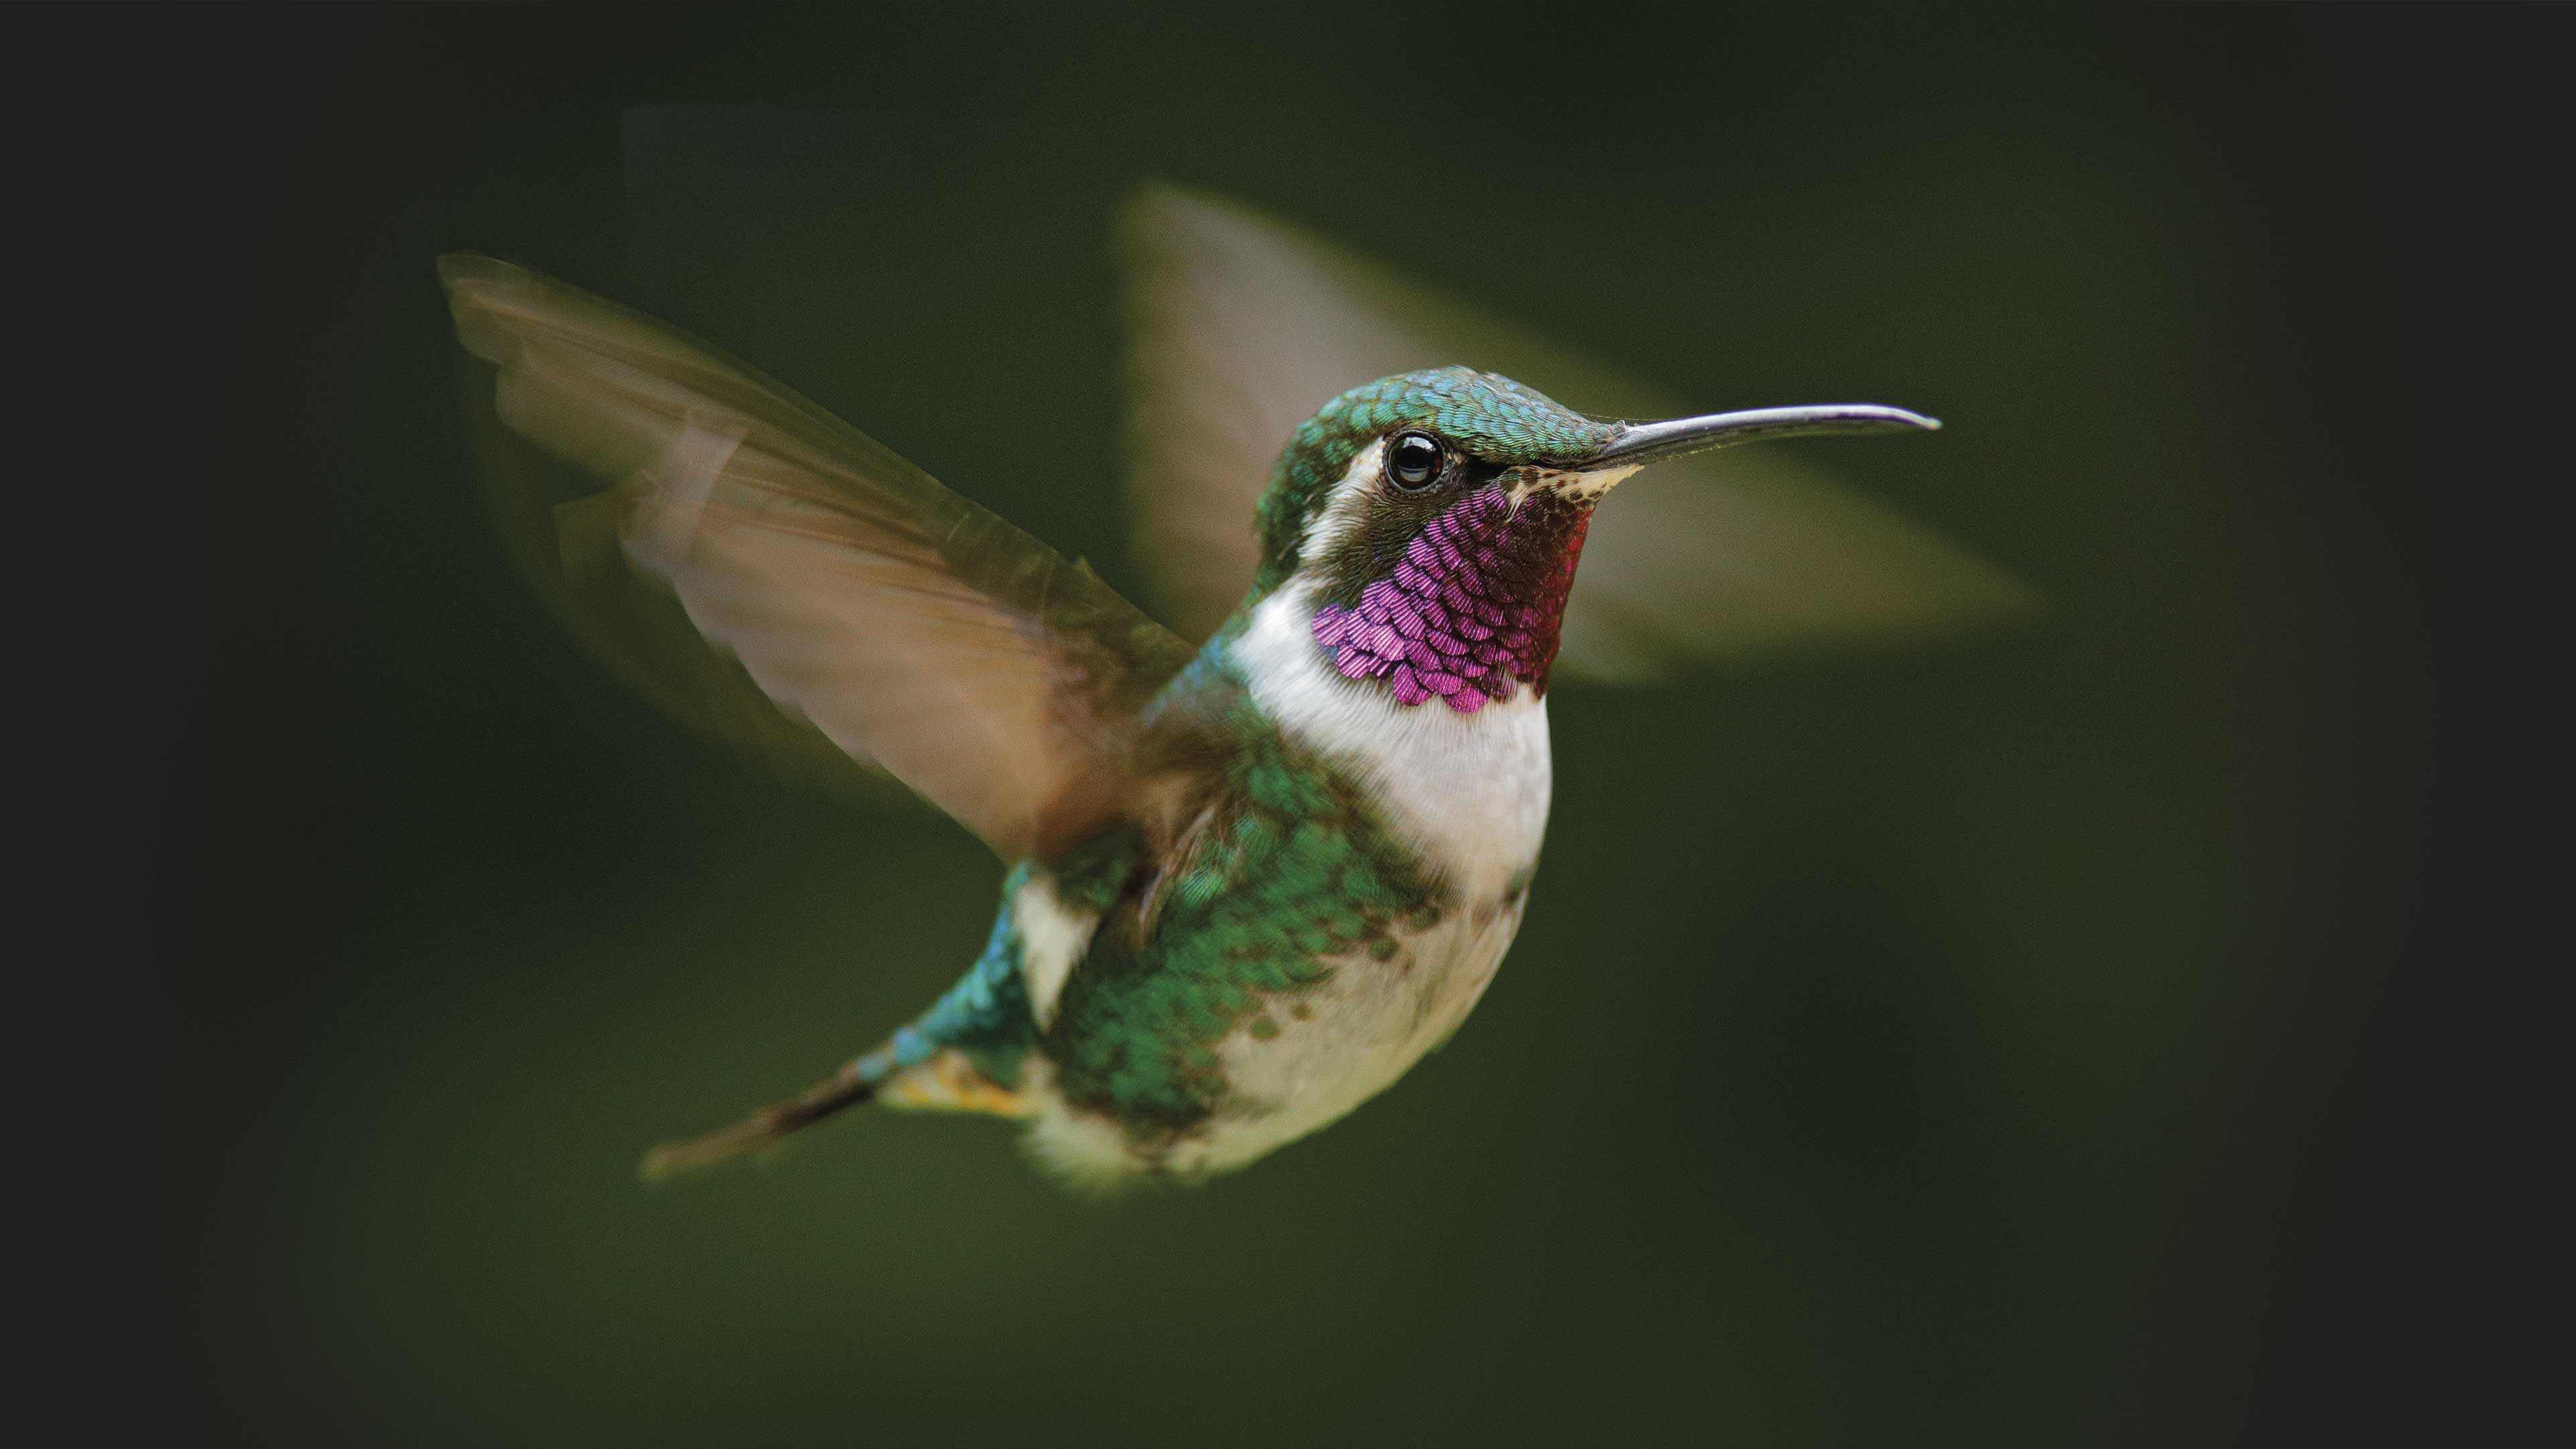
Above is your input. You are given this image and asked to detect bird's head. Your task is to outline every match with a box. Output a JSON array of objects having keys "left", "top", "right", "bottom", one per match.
[{"left": 1249, "top": 366, "right": 1936, "bottom": 712}]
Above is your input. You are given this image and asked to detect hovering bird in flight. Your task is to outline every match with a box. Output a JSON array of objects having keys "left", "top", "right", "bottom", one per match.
[{"left": 440, "top": 183, "right": 2033, "bottom": 1186}]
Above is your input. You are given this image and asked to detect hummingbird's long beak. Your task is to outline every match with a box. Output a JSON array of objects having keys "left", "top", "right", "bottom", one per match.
[{"left": 1587, "top": 404, "right": 1940, "bottom": 468}]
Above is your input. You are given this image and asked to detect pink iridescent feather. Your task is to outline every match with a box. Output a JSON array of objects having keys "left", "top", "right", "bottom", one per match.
[{"left": 1310, "top": 484, "right": 1592, "bottom": 714}]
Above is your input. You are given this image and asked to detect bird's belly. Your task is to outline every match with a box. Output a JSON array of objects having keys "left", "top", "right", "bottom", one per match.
[
  {"left": 1021, "top": 601, "right": 1558, "bottom": 1182},
  {"left": 1169, "top": 680, "right": 1554, "bottom": 1178},
  {"left": 1182, "top": 888, "right": 1532, "bottom": 1176}
]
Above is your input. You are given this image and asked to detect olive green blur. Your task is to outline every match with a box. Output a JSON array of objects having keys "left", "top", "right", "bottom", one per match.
[{"left": 163, "top": 6, "right": 2432, "bottom": 1444}]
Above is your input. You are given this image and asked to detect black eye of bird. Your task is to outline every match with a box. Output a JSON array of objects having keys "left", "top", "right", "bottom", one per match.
[{"left": 1385, "top": 431, "right": 1446, "bottom": 491}]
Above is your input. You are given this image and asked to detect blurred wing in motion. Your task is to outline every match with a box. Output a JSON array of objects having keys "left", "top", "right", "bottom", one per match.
[
  {"left": 442, "top": 254, "right": 1195, "bottom": 859},
  {"left": 1117, "top": 181, "right": 2042, "bottom": 674}
]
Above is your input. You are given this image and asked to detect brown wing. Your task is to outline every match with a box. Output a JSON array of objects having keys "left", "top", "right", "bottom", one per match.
[
  {"left": 1116, "top": 181, "right": 2041, "bottom": 671},
  {"left": 442, "top": 254, "right": 1194, "bottom": 859}
]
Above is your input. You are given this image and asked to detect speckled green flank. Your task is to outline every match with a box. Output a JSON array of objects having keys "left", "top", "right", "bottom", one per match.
[{"left": 1040, "top": 690, "right": 1438, "bottom": 1132}]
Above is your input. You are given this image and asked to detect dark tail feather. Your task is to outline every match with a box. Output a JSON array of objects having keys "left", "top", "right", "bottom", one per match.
[{"left": 641, "top": 1053, "right": 885, "bottom": 1181}]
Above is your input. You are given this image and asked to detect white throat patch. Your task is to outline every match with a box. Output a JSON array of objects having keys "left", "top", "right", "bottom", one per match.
[{"left": 1232, "top": 578, "right": 1552, "bottom": 903}]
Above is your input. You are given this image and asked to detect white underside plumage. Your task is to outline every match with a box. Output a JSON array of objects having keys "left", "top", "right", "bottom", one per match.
[
  {"left": 1010, "top": 447, "right": 1592, "bottom": 1181},
  {"left": 1017, "top": 579, "right": 1554, "bottom": 1181}
]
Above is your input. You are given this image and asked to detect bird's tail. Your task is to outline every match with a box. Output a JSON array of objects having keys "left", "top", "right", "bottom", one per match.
[
  {"left": 639, "top": 1046, "right": 893, "bottom": 1181},
  {"left": 640, "top": 1032, "right": 1030, "bottom": 1181}
]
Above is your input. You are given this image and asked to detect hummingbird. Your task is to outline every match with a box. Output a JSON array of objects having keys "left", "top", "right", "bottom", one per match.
[{"left": 440, "top": 182, "right": 2032, "bottom": 1187}]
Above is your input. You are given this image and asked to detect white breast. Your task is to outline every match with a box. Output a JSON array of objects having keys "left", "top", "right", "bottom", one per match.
[{"left": 1231, "top": 582, "right": 1554, "bottom": 901}]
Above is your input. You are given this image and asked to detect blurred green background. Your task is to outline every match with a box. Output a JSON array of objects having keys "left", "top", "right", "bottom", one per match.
[{"left": 141, "top": 5, "right": 2455, "bottom": 1444}]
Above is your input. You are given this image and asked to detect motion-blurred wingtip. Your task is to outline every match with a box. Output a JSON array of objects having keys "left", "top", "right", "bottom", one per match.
[{"left": 435, "top": 251, "right": 516, "bottom": 290}]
